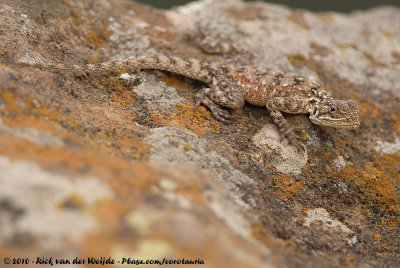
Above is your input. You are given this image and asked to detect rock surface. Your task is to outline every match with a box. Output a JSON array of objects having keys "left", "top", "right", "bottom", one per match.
[{"left": 0, "top": 0, "right": 399, "bottom": 267}]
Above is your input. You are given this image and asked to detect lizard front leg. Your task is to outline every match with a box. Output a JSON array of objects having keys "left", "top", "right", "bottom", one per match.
[
  {"left": 195, "top": 75, "right": 244, "bottom": 122},
  {"left": 265, "top": 97, "right": 309, "bottom": 152}
]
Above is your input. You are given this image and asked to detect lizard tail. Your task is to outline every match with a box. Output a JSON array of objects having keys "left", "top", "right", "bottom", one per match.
[{"left": 7, "top": 55, "right": 212, "bottom": 83}]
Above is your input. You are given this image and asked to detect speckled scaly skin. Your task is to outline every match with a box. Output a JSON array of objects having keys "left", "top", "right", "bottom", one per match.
[{"left": 9, "top": 55, "right": 360, "bottom": 151}]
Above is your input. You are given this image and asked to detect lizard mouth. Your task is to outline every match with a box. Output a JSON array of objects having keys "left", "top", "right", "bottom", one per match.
[
  {"left": 312, "top": 107, "right": 318, "bottom": 117},
  {"left": 342, "top": 121, "right": 360, "bottom": 129},
  {"left": 310, "top": 116, "right": 359, "bottom": 129}
]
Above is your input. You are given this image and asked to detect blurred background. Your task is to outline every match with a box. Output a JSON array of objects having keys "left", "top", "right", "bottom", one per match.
[{"left": 135, "top": 0, "right": 400, "bottom": 12}]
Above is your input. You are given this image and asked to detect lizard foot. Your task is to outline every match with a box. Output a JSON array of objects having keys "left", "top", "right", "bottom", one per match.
[
  {"left": 194, "top": 93, "right": 235, "bottom": 122},
  {"left": 279, "top": 128, "right": 307, "bottom": 152}
]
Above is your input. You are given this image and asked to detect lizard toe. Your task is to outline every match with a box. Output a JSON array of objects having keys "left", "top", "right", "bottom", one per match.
[
  {"left": 194, "top": 99, "right": 202, "bottom": 112},
  {"left": 210, "top": 107, "right": 233, "bottom": 122},
  {"left": 295, "top": 143, "right": 306, "bottom": 153},
  {"left": 296, "top": 135, "right": 308, "bottom": 142},
  {"left": 280, "top": 128, "right": 307, "bottom": 152},
  {"left": 288, "top": 137, "right": 306, "bottom": 152},
  {"left": 218, "top": 109, "right": 235, "bottom": 121}
]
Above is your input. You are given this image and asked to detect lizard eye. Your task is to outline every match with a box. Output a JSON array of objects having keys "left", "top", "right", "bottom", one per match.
[{"left": 330, "top": 107, "right": 336, "bottom": 112}]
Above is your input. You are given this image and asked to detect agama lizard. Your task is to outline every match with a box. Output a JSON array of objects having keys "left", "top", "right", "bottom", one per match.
[{"left": 7, "top": 55, "right": 360, "bottom": 151}]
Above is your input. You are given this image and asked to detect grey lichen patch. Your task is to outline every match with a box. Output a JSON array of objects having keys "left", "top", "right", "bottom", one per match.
[
  {"left": 120, "top": 72, "right": 143, "bottom": 84},
  {"left": 152, "top": 164, "right": 257, "bottom": 240},
  {"left": 304, "top": 208, "right": 358, "bottom": 247},
  {"left": 105, "top": 16, "right": 154, "bottom": 60},
  {"left": 176, "top": 0, "right": 239, "bottom": 16},
  {"left": 374, "top": 137, "right": 400, "bottom": 154},
  {"left": 303, "top": 7, "right": 400, "bottom": 94},
  {"left": 253, "top": 125, "right": 307, "bottom": 175},
  {"left": 132, "top": 73, "right": 185, "bottom": 111},
  {"left": 111, "top": 239, "right": 175, "bottom": 265},
  {"left": 0, "top": 118, "right": 64, "bottom": 147},
  {"left": 206, "top": 190, "right": 254, "bottom": 238},
  {"left": 140, "top": 136, "right": 262, "bottom": 246},
  {"left": 0, "top": 4, "right": 41, "bottom": 63},
  {"left": 153, "top": 178, "right": 192, "bottom": 209},
  {"left": 143, "top": 127, "right": 255, "bottom": 196},
  {"left": 0, "top": 156, "right": 113, "bottom": 247},
  {"left": 305, "top": 129, "right": 322, "bottom": 149},
  {"left": 333, "top": 155, "right": 348, "bottom": 171},
  {"left": 125, "top": 210, "right": 157, "bottom": 235},
  {"left": 304, "top": 208, "right": 352, "bottom": 232}
]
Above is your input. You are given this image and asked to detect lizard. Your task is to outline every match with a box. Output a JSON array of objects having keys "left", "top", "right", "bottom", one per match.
[{"left": 6, "top": 55, "right": 360, "bottom": 151}]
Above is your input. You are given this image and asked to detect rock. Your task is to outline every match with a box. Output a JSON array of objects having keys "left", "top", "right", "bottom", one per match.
[{"left": 0, "top": 0, "right": 399, "bottom": 267}]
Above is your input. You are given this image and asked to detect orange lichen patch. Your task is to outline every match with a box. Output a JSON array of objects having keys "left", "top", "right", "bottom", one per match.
[
  {"left": 310, "top": 42, "right": 332, "bottom": 56},
  {"left": 0, "top": 90, "right": 22, "bottom": 113},
  {"left": 324, "top": 153, "right": 335, "bottom": 162},
  {"left": 388, "top": 205, "right": 400, "bottom": 213},
  {"left": 231, "top": 115, "right": 245, "bottom": 129},
  {"left": 182, "top": 143, "right": 191, "bottom": 152},
  {"left": 251, "top": 223, "right": 282, "bottom": 250},
  {"left": 294, "top": 129, "right": 307, "bottom": 141},
  {"left": 363, "top": 52, "right": 386, "bottom": 68},
  {"left": 81, "top": 168, "right": 173, "bottom": 259},
  {"left": 393, "top": 51, "right": 400, "bottom": 64},
  {"left": 86, "top": 55, "right": 102, "bottom": 64},
  {"left": 286, "top": 53, "right": 307, "bottom": 67},
  {"left": 82, "top": 202, "right": 135, "bottom": 258},
  {"left": 0, "top": 129, "right": 151, "bottom": 184},
  {"left": 391, "top": 114, "right": 400, "bottom": 133},
  {"left": 108, "top": 135, "right": 151, "bottom": 160},
  {"left": 31, "top": 101, "right": 85, "bottom": 132},
  {"left": 0, "top": 89, "right": 85, "bottom": 133},
  {"left": 58, "top": 193, "right": 86, "bottom": 210},
  {"left": 287, "top": 11, "right": 309, "bottom": 29},
  {"left": 80, "top": 162, "right": 260, "bottom": 268},
  {"left": 359, "top": 101, "right": 379, "bottom": 119},
  {"left": 227, "top": 5, "right": 262, "bottom": 20},
  {"left": 382, "top": 30, "right": 393, "bottom": 39},
  {"left": 69, "top": 10, "right": 82, "bottom": 26},
  {"left": 150, "top": 111, "right": 165, "bottom": 126},
  {"left": 302, "top": 168, "right": 321, "bottom": 186},
  {"left": 1, "top": 114, "right": 58, "bottom": 133},
  {"left": 106, "top": 82, "right": 140, "bottom": 122},
  {"left": 87, "top": 31, "right": 105, "bottom": 45},
  {"left": 175, "top": 182, "right": 207, "bottom": 204},
  {"left": 374, "top": 234, "right": 383, "bottom": 241},
  {"left": 142, "top": 25, "right": 177, "bottom": 42},
  {"left": 335, "top": 152, "right": 400, "bottom": 210},
  {"left": 85, "top": 21, "right": 112, "bottom": 46},
  {"left": 0, "top": 45, "right": 11, "bottom": 57},
  {"left": 166, "top": 103, "right": 221, "bottom": 136},
  {"left": 85, "top": 209, "right": 259, "bottom": 268},
  {"left": 108, "top": 164, "right": 165, "bottom": 196},
  {"left": 382, "top": 215, "right": 399, "bottom": 230},
  {"left": 336, "top": 139, "right": 347, "bottom": 147},
  {"left": 121, "top": 110, "right": 136, "bottom": 122},
  {"left": 315, "top": 12, "right": 335, "bottom": 22},
  {"left": 335, "top": 42, "right": 352, "bottom": 51},
  {"left": 101, "top": 77, "right": 126, "bottom": 93},
  {"left": 161, "top": 73, "right": 191, "bottom": 89},
  {"left": 273, "top": 174, "right": 303, "bottom": 201}
]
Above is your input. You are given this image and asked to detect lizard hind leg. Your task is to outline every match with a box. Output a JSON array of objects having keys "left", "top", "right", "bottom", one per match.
[
  {"left": 209, "top": 75, "right": 245, "bottom": 109},
  {"left": 265, "top": 98, "right": 309, "bottom": 152},
  {"left": 194, "top": 91, "right": 234, "bottom": 122},
  {"left": 194, "top": 75, "right": 244, "bottom": 122}
]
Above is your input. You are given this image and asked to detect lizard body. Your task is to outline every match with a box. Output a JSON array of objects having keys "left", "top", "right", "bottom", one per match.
[{"left": 9, "top": 55, "right": 360, "bottom": 151}]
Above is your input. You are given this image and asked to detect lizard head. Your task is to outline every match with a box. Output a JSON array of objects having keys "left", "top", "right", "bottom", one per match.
[{"left": 309, "top": 99, "right": 360, "bottom": 129}]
